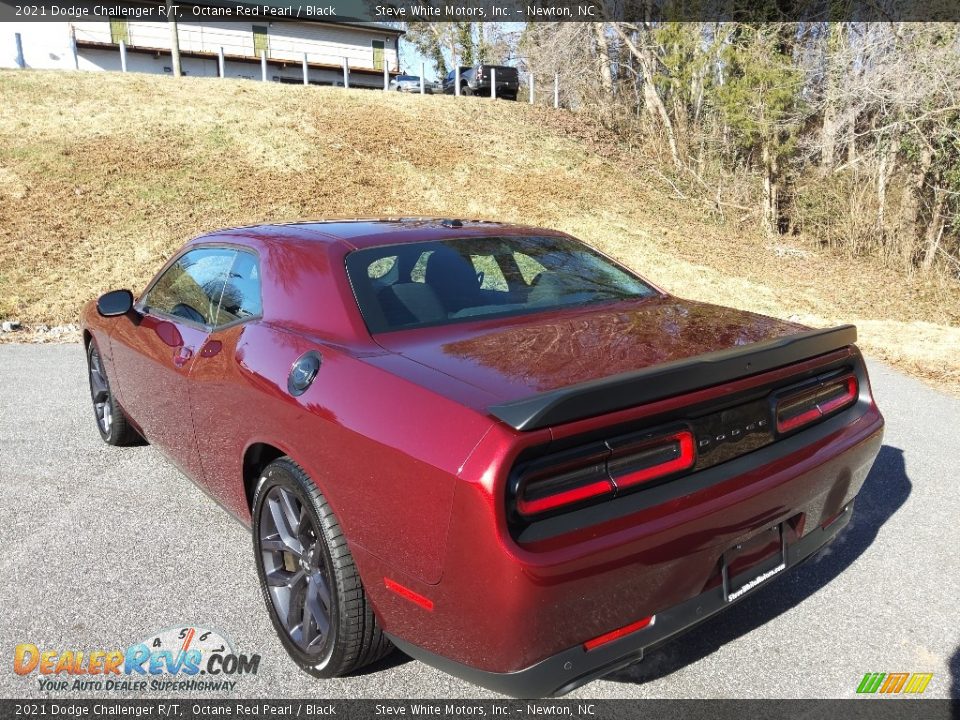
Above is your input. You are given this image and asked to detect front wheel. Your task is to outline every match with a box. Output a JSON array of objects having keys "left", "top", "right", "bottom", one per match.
[
  {"left": 86, "top": 339, "right": 140, "bottom": 446},
  {"left": 252, "top": 457, "right": 392, "bottom": 677}
]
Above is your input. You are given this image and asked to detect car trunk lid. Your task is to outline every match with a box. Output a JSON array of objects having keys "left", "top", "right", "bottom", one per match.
[{"left": 373, "top": 296, "right": 824, "bottom": 423}]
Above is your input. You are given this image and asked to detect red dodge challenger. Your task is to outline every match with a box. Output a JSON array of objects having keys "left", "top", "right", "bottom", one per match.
[{"left": 81, "top": 219, "right": 884, "bottom": 696}]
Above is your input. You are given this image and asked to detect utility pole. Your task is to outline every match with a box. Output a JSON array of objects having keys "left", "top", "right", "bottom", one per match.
[{"left": 166, "top": 0, "right": 181, "bottom": 77}]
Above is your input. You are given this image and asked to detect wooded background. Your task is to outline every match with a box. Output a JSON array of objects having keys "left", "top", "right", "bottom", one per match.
[{"left": 405, "top": 21, "right": 960, "bottom": 280}]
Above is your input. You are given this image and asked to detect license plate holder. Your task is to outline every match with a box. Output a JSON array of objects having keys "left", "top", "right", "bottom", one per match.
[{"left": 722, "top": 523, "right": 786, "bottom": 602}]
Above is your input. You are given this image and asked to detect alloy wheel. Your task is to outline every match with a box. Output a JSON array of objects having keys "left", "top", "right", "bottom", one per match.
[
  {"left": 259, "top": 485, "right": 332, "bottom": 655},
  {"left": 88, "top": 346, "right": 112, "bottom": 433}
]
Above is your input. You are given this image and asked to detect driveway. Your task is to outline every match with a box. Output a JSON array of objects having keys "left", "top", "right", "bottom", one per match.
[{"left": 0, "top": 344, "right": 956, "bottom": 699}]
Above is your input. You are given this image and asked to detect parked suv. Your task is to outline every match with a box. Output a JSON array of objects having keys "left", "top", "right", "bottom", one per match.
[{"left": 443, "top": 64, "right": 519, "bottom": 100}]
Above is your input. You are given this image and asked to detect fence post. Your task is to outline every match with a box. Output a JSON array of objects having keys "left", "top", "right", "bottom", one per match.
[
  {"left": 455, "top": 67, "right": 461, "bottom": 96},
  {"left": 554, "top": 73, "right": 559, "bottom": 108},
  {"left": 217, "top": 46, "right": 224, "bottom": 78},
  {"left": 261, "top": 50, "right": 267, "bottom": 81},
  {"left": 491, "top": 67, "right": 496, "bottom": 99},
  {"left": 14, "top": 32, "right": 24, "bottom": 69},
  {"left": 302, "top": 53, "right": 309, "bottom": 85},
  {"left": 420, "top": 61, "right": 425, "bottom": 95},
  {"left": 342, "top": 57, "right": 349, "bottom": 88},
  {"left": 528, "top": 73, "right": 534, "bottom": 104},
  {"left": 69, "top": 28, "right": 79, "bottom": 69},
  {"left": 168, "top": 4, "right": 182, "bottom": 77},
  {"left": 383, "top": 58, "right": 389, "bottom": 91},
  {"left": 119, "top": 40, "right": 128, "bottom": 73}
]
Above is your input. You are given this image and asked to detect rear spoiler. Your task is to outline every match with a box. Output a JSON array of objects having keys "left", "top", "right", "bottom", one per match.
[{"left": 488, "top": 325, "right": 858, "bottom": 431}]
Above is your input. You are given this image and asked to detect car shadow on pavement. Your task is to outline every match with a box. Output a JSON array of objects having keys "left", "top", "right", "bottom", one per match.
[
  {"left": 605, "top": 444, "right": 911, "bottom": 686},
  {"left": 950, "top": 645, "right": 959, "bottom": 699},
  {"left": 352, "top": 648, "right": 415, "bottom": 675}
]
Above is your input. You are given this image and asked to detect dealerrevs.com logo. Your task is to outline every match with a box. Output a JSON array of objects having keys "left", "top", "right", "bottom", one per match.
[{"left": 13, "top": 626, "right": 261, "bottom": 692}]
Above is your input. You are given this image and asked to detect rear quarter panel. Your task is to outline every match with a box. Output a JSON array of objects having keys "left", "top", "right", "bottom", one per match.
[{"left": 192, "top": 321, "right": 494, "bottom": 585}]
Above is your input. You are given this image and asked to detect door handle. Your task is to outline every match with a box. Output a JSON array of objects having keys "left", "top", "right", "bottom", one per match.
[{"left": 173, "top": 346, "right": 194, "bottom": 368}]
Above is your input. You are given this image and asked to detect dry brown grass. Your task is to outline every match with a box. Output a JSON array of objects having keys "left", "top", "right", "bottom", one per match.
[{"left": 1, "top": 69, "right": 958, "bottom": 393}]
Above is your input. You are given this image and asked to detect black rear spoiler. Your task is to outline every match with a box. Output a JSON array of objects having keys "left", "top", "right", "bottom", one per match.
[{"left": 488, "top": 325, "right": 858, "bottom": 431}]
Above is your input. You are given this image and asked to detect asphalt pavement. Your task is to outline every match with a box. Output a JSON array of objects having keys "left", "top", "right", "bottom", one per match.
[{"left": 0, "top": 343, "right": 957, "bottom": 699}]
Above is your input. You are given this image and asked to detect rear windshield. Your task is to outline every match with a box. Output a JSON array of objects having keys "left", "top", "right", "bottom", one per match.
[
  {"left": 345, "top": 235, "right": 656, "bottom": 333},
  {"left": 480, "top": 65, "right": 518, "bottom": 78}
]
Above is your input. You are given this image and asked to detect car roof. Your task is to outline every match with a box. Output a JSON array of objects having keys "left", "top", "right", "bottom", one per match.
[{"left": 198, "top": 218, "right": 566, "bottom": 250}]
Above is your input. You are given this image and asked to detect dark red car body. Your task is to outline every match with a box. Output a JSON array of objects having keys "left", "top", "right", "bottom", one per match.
[{"left": 81, "top": 219, "right": 884, "bottom": 696}]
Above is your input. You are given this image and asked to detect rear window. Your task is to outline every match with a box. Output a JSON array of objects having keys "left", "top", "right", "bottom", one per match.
[
  {"left": 480, "top": 65, "right": 518, "bottom": 79},
  {"left": 345, "top": 236, "right": 656, "bottom": 333}
]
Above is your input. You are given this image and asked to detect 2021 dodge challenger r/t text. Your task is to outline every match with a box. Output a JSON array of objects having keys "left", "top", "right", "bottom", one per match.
[{"left": 81, "top": 219, "right": 884, "bottom": 697}]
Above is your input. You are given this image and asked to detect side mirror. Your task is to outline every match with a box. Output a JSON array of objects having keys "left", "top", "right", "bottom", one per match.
[{"left": 97, "top": 289, "right": 134, "bottom": 317}]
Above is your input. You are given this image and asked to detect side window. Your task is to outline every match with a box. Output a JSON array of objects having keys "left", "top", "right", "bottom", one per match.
[
  {"left": 144, "top": 248, "right": 236, "bottom": 326},
  {"left": 217, "top": 250, "right": 262, "bottom": 325}
]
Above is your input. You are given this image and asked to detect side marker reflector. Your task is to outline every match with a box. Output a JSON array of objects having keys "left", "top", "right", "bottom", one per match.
[
  {"left": 384, "top": 577, "right": 434, "bottom": 611},
  {"left": 583, "top": 615, "right": 654, "bottom": 651}
]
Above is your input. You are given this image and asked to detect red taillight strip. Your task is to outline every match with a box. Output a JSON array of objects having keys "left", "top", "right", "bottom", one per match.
[
  {"left": 384, "top": 578, "right": 434, "bottom": 611},
  {"left": 516, "top": 478, "right": 614, "bottom": 516},
  {"left": 819, "top": 376, "right": 858, "bottom": 414},
  {"left": 613, "top": 430, "right": 696, "bottom": 489},
  {"left": 583, "top": 615, "right": 655, "bottom": 651},
  {"left": 776, "top": 374, "right": 858, "bottom": 433}
]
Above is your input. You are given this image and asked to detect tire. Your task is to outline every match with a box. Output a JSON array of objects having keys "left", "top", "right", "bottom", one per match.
[
  {"left": 252, "top": 457, "right": 392, "bottom": 677},
  {"left": 86, "top": 339, "right": 140, "bottom": 446},
  {"left": 461, "top": 86, "right": 472, "bottom": 97}
]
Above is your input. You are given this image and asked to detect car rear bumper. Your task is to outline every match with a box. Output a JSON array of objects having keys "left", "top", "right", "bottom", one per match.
[
  {"left": 385, "top": 502, "right": 853, "bottom": 697},
  {"left": 361, "top": 397, "right": 883, "bottom": 695}
]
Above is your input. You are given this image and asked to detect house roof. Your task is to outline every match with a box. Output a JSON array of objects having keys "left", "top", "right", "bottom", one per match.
[{"left": 149, "top": 0, "right": 405, "bottom": 34}]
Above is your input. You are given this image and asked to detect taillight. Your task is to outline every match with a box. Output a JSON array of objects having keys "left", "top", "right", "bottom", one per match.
[
  {"left": 476, "top": 66, "right": 483, "bottom": 79},
  {"left": 607, "top": 429, "right": 695, "bottom": 489},
  {"left": 515, "top": 443, "right": 614, "bottom": 516},
  {"left": 775, "top": 374, "right": 858, "bottom": 434},
  {"left": 515, "top": 428, "right": 695, "bottom": 517}
]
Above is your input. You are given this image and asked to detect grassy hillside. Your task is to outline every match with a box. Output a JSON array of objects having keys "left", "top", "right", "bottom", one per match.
[{"left": 1, "top": 69, "right": 958, "bottom": 393}]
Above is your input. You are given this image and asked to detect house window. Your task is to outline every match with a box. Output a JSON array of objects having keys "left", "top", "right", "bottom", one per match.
[
  {"left": 109, "top": 19, "right": 129, "bottom": 46},
  {"left": 253, "top": 25, "right": 269, "bottom": 57},
  {"left": 372, "top": 40, "right": 385, "bottom": 71}
]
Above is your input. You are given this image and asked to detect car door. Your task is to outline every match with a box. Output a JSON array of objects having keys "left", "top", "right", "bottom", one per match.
[
  {"left": 186, "top": 248, "right": 264, "bottom": 512},
  {"left": 109, "top": 246, "right": 237, "bottom": 482}
]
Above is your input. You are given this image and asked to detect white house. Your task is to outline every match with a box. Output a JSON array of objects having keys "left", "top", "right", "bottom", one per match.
[{"left": 2, "top": 8, "right": 403, "bottom": 88}]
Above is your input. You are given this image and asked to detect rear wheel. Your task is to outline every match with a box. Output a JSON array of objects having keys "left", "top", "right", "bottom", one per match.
[
  {"left": 461, "top": 86, "right": 472, "bottom": 97},
  {"left": 252, "top": 457, "right": 392, "bottom": 677},
  {"left": 86, "top": 340, "right": 139, "bottom": 446}
]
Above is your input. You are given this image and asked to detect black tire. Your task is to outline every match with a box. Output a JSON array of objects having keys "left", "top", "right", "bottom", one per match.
[
  {"left": 86, "top": 339, "right": 140, "bottom": 446},
  {"left": 252, "top": 457, "right": 392, "bottom": 677},
  {"left": 461, "top": 86, "right": 472, "bottom": 97}
]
